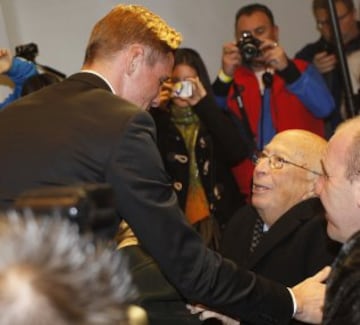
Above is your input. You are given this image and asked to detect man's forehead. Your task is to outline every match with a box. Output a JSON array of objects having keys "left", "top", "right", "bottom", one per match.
[
  {"left": 326, "top": 131, "right": 349, "bottom": 163},
  {"left": 265, "top": 138, "right": 296, "bottom": 157},
  {"left": 237, "top": 12, "right": 271, "bottom": 29}
]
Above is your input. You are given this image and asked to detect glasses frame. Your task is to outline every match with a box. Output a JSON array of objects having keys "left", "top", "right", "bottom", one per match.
[
  {"left": 316, "top": 10, "right": 352, "bottom": 30},
  {"left": 252, "top": 151, "right": 323, "bottom": 176}
]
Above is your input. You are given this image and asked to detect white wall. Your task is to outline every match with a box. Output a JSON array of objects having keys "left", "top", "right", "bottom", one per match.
[
  {"left": 0, "top": 0, "right": 318, "bottom": 82},
  {"left": 0, "top": 3, "right": 12, "bottom": 99}
]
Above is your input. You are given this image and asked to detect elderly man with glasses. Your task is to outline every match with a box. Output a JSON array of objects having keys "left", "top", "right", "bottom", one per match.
[{"left": 206, "top": 129, "right": 339, "bottom": 324}]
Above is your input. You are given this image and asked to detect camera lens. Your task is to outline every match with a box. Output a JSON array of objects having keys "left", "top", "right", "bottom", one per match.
[
  {"left": 237, "top": 32, "right": 261, "bottom": 62},
  {"left": 242, "top": 44, "right": 258, "bottom": 60}
]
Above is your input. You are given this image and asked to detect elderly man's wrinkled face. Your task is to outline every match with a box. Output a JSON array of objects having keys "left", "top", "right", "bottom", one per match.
[
  {"left": 252, "top": 134, "right": 315, "bottom": 225},
  {"left": 316, "top": 129, "right": 360, "bottom": 243}
]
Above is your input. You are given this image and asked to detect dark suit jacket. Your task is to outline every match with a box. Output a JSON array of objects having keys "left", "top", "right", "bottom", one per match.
[
  {"left": 120, "top": 245, "right": 203, "bottom": 325},
  {"left": 0, "top": 72, "right": 293, "bottom": 324},
  {"left": 221, "top": 198, "right": 341, "bottom": 324}
]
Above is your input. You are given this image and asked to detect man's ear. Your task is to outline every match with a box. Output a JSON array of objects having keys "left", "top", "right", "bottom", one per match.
[{"left": 126, "top": 44, "right": 145, "bottom": 76}]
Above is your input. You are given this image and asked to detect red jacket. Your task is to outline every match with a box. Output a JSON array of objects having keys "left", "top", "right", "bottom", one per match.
[{"left": 227, "top": 60, "right": 326, "bottom": 200}]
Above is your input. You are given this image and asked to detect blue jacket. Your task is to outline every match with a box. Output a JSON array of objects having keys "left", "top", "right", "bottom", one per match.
[{"left": 0, "top": 57, "right": 37, "bottom": 109}]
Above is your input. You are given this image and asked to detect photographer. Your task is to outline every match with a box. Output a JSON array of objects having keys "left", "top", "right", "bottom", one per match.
[
  {"left": 296, "top": 0, "right": 360, "bottom": 136},
  {"left": 0, "top": 47, "right": 37, "bottom": 109},
  {"left": 212, "top": 3, "right": 335, "bottom": 201},
  {"left": 150, "top": 48, "right": 250, "bottom": 250}
]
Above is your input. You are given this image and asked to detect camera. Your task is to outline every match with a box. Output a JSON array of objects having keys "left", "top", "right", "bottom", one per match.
[
  {"left": 172, "top": 80, "right": 193, "bottom": 98},
  {"left": 15, "top": 43, "right": 39, "bottom": 62},
  {"left": 237, "top": 32, "right": 262, "bottom": 62},
  {"left": 317, "top": 39, "right": 336, "bottom": 55}
]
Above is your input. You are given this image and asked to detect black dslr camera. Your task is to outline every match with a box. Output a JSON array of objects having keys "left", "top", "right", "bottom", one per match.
[
  {"left": 15, "top": 43, "right": 39, "bottom": 62},
  {"left": 237, "top": 32, "right": 262, "bottom": 62}
]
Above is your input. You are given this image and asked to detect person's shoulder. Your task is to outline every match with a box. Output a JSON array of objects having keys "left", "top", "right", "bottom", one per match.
[
  {"left": 346, "top": 25, "right": 360, "bottom": 53},
  {"left": 148, "top": 106, "right": 171, "bottom": 127},
  {"left": 295, "top": 38, "right": 324, "bottom": 59}
]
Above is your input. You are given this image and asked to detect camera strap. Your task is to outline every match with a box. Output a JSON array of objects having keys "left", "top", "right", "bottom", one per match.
[
  {"left": 258, "top": 72, "right": 276, "bottom": 150},
  {"left": 232, "top": 83, "right": 258, "bottom": 156}
]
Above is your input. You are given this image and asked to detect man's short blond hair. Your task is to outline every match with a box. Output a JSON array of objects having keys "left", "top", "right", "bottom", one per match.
[{"left": 84, "top": 4, "right": 182, "bottom": 65}]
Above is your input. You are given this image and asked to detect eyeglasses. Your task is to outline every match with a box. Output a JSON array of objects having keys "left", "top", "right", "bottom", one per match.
[
  {"left": 252, "top": 151, "right": 323, "bottom": 176},
  {"left": 320, "top": 159, "right": 331, "bottom": 180},
  {"left": 317, "top": 10, "right": 351, "bottom": 30}
]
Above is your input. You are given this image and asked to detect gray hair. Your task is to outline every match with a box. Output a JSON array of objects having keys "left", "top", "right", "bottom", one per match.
[{"left": 0, "top": 211, "right": 137, "bottom": 325}]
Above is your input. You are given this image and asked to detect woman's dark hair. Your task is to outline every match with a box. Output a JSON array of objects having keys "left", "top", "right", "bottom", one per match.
[
  {"left": 323, "top": 230, "right": 360, "bottom": 325},
  {"left": 21, "top": 73, "right": 61, "bottom": 96},
  {"left": 173, "top": 48, "right": 214, "bottom": 97}
]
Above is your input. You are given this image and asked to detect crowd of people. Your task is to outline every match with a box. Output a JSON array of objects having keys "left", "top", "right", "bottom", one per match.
[{"left": 1, "top": 1, "right": 360, "bottom": 324}]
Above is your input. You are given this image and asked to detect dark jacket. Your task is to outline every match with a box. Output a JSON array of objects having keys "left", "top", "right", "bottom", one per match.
[
  {"left": 150, "top": 95, "right": 248, "bottom": 228},
  {"left": 295, "top": 31, "right": 360, "bottom": 131},
  {"left": 0, "top": 72, "right": 294, "bottom": 324},
  {"left": 221, "top": 198, "right": 341, "bottom": 324},
  {"left": 120, "top": 245, "right": 203, "bottom": 325}
]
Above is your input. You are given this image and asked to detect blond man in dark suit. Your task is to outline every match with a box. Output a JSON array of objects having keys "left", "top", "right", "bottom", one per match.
[{"left": 0, "top": 5, "right": 328, "bottom": 324}]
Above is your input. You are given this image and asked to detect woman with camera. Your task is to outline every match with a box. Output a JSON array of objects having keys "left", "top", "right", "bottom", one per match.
[
  {"left": 149, "top": 48, "right": 250, "bottom": 250},
  {"left": 212, "top": 3, "right": 335, "bottom": 203}
]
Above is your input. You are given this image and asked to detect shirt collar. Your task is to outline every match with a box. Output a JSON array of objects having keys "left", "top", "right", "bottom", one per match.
[{"left": 80, "top": 69, "right": 116, "bottom": 94}]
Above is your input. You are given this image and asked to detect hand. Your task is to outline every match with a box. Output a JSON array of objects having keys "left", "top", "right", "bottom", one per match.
[
  {"left": 152, "top": 80, "right": 172, "bottom": 109},
  {"left": 313, "top": 51, "right": 337, "bottom": 74},
  {"left": 260, "top": 39, "right": 289, "bottom": 71},
  {"left": 185, "top": 76, "right": 206, "bottom": 106},
  {"left": 292, "top": 266, "right": 331, "bottom": 324},
  {"left": 186, "top": 304, "right": 240, "bottom": 325},
  {"left": 171, "top": 77, "right": 206, "bottom": 107},
  {"left": 0, "top": 48, "right": 13, "bottom": 74},
  {"left": 221, "top": 41, "right": 241, "bottom": 77}
]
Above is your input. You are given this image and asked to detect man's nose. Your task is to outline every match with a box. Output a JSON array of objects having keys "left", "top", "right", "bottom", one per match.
[{"left": 254, "top": 157, "right": 270, "bottom": 175}]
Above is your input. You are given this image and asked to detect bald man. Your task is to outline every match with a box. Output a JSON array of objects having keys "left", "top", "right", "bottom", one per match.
[{"left": 219, "top": 130, "right": 340, "bottom": 324}]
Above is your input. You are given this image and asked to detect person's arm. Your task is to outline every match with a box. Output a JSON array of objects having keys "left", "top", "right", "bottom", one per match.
[
  {"left": 213, "top": 41, "right": 240, "bottom": 110},
  {"left": 107, "top": 109, "right": 328, "bottom": 324},
  {"left": 0, "top": 51, "right": 37, "bottom": 109},
  {"left": 277, "top": 60, "right": 335, "bottom": 118},
  {"left": 260, "top": 39, "right": 335, "bottom": 119}
]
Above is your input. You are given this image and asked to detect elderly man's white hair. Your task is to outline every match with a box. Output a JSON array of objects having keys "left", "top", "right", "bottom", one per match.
[{"left": 0, "top": 211, "right": 137, "bottom": 325}]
